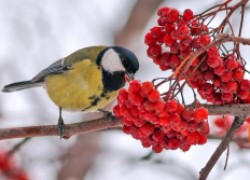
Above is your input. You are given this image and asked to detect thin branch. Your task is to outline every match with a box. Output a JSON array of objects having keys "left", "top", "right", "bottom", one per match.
[
  {"left": 0, "top": 103, "right": 249, "bottom": 140},
  {"left": 191, "top": 103, "right": 250, "bottom": 116},
  {"left": 199, "top": 116, "right": 246, "bottom": 180},
  {"left": 0, "top": 117, "right": 121, "bottom": 140},
  {"left": 224, "top": 145, "right": 230, "bottom": 171},
  {"left": 6, "top": 138, "right": 30, "bottom": 159}
]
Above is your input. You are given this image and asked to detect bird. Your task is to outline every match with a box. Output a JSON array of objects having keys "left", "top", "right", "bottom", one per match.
[{"left": 2, "top": 46, "right": 139, "bottom": 138}]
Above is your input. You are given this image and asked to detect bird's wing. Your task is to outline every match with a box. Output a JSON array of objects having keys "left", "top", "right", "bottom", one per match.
[{"left": 31, "top": 58, "right": 72, "bottom": 82}]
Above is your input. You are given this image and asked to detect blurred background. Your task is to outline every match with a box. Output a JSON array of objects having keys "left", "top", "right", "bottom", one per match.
[{"left": 0, "top": 0, "right": 250, "bottom": 179}]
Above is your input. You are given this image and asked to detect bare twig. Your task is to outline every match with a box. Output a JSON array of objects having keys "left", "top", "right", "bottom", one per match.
[
  {"left": 224, "top": 145, "right": 230, "bottom": 171},
  {"left": 199, "top": 116, "right": 246, "bottom": 180},
  {"left": 6, "top": 138, "right": 30, "bottom": 159},
  {"left": 0, "top": 117, "right": 121, "bottom": 140}
]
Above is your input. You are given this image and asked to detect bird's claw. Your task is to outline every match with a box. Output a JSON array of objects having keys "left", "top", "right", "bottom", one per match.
[
  {"left": 98, "top": 109, "right": 115, "bottom": 120},
  {"left": 57, "top": 117, "right": 68, "bottom": 139}
]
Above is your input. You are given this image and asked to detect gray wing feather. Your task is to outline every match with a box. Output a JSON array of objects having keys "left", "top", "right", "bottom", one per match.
[{"left": 32, "top": 58, "right": 72, "bottom": 82}]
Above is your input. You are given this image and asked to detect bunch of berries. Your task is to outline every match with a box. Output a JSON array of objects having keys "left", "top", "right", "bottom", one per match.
[
  {"left": 113, "top": 80, "right": 210, "bottom": 153},
  {"left": 144, "top": 6, "right": 250, "bottom": 105},
  {"left": 190, "top": 52, "right": 250, "bottom": 104},
  {"left": 0, "top": 151, "right": 29, "bottom": 180},
  {"left": 145, "top": 7, "right": 209, "bottom": 71}
]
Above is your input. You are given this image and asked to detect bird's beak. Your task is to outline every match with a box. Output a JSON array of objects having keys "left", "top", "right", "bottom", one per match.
[{"left": 124, "top": 72, "right": 134, "bottom": 82}]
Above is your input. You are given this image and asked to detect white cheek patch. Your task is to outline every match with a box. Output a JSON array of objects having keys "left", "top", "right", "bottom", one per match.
[{"left": 101, "top": 48, "right": 125, "bottom": 72}]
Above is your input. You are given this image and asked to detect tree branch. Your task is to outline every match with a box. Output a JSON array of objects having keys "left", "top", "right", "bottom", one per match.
[
  {"left": 198, "top": 116, "right": 246, "bottom": 180},
  {"left": 0, "top": 103, "right": 249, "bottom": 140},
  {"left": 0, "top": 117, "right": 121, "bottom": 140}
]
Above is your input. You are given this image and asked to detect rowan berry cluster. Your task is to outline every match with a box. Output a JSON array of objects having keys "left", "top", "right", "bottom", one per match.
[
  {"left": 0, "top": 151, "right": 28, "bottom": 180},
  {"left": 144, "top": 6, "right": 250, "bottom": 105},
  {"left": 145, "top": 7, "right": 209, "bottom": 71},
  {"left": 113, "top": 80, "right": 209, "bottom": 153}
]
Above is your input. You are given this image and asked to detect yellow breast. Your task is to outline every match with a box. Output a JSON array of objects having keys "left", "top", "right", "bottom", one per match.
[{"left": 45, "top": 59, "right": 117, "bottom": 111}]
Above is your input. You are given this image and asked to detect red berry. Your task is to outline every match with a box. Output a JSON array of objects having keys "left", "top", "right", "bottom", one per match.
[
  {"left": 141, "top": 138, "right": 152, "bottom": 148},
  {"left": 204, "top": 70, "right": 215, "bottom": 81},
  {"left": 237, "top": 89, "right": 250, "bottom": 100},
  {"left": 213, "top": 77, "right": 221, "bottom": 87},
  {"left": 147, "top": 89, "right": 160, "bottom": 102},
  {"left": 169, "top": 42, "right": 180, "bottom": 54},
  {"left": 214, "top": 118, "right": 225, "bottom": 129},
  {"left": 199, "top": 121, "right": 210, "bottom": 135},
  {"left": 182, "top": 108, "right": 194, "bottom": 121},
  {"left": 198, "top": 35, "right": 211, "bottom": 46},
  {"left": 152, "top": 144, "right": 163, "bottom": 153},
  {"left": 167, "top": 8, "right": 179, "bottom": 24},
  {"left": 150, "top": 26, "right": 164, "bottom": 39},
  {"left": 152, "top": 130, "right": 164, "bottom": 141},
  {"left": 163, "top": 34, "right": 175, "bottom": 45},
  {"left": 128, "top": 80, "right": 141, "bottom": 93},
  {"left": 198, "top": 135, "right": 207, "bottom": 144},
  {"left": 140, "top": 123, "right": 155, "bottom": 137},
  {"left": 141, "top": 81, "right": 154, "bottom": 95},
  {"left": 144, "top": 32, "right": 157, "bottom": 46},
  {"left": 221, "top": 71, "right": 233, "bottom": 82},
  {"left": 233, "top": 68, "right": 244, "bottom": 81},
  {"left": 169, "top": 55, "right": 181, "bottom": 68},
  {"left": 222, "top": 93, "right": 234, "bottom": 103},
  {"left": 239, "top": 79, "right": 250, "bottom": 90},
  {"left": 157, "top": 16, "right": 168, "bottom": 26},
  {"left": 208, "top": 47, "right": 220, "bottom": 58},
  {"left": 221, "top": 81, "right": 237, "bottom": 93},
  {"left": 113, "top": 105, "right": 121, "bottom": 117},
  {"left": 187, "top": 132, "right": 200, "bottom": 144},
  {"left": 157, "top": 6, "right": 170, "bottom": 16},
  {"left": 154, "top": 100, "right": 166, "bottom": 114},
  {"left": 169, "top": 113, "right": 181, "bottom": 124},
  {"left": 160, "top": 53, "right": 171, "bottom": 66},
  {"left": 158, "top": 116, "right": 170, "bottom": 126},
  {"left": 128, "top": 93, "right": 144, "bottom": 106},
  {"left": 147, "top": 44, "right": 162, "bottom": 57},
  {"left": 130, "top": 107, "right": 139, "bottom": 117},
  {"left": 143, "top": 101, "right": 155, "bottom": 112},
  {"left": 177, "top": 23, "right": 190, "bottom": 40},
  {"left": 194, "top": 107, "right": 208, "bottom": 123},
  {"left": 144, "top": 112, "right": 158, "bottom": 124},
  {"left": 168, "top": 138, "right": 180, "bottom": 150},
  {"left": 166, "top": 99, "right": 179, "bottom": 112},
  {"left": 117, "top": 89, "right": 128, "bottom": 104},
  {"left": 207, "top": 56, "right": 222, "bottom": 68},
  {"left": 188, "top": 122, "right": 198, "bottom": 132},
  {"left": 213, "top": 64, "right": 226, "bottom": 76},
  {"left": 183, "top": 9, "right": 194, "bottom": 21},
  {"left": 225, "top": 56, "right": 238, "bottom": 70},
  {"left": 180, "top": 142, "right": 191, "bottom": 152},
  {"left": 164, "top": 24, "right": 175, "bottom": 33}
]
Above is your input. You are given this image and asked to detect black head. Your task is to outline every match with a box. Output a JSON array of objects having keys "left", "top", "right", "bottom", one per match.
[
  {"left": 111, "top": 46, "right": 139, "bottom": 75},
  {"left": 96, "top": 46, "right": 140, "bottom": 91}
]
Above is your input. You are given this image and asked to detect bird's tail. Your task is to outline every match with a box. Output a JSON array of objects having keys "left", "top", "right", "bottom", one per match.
[{"left": 2, "top": 80, "right": 43, "bottom": 92}]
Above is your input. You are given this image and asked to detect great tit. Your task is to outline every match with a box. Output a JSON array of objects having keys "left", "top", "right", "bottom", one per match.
[{"left": 2, "top": 46, "right": 139, "bottom": 137}]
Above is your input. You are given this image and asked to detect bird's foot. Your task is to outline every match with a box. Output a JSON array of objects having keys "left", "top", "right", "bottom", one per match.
[
  {"left": 57, "top": 117, "right": 69, "bottom": 139},
  {"left": 98, "top": 109, "right": 115, "bottom": 120}
]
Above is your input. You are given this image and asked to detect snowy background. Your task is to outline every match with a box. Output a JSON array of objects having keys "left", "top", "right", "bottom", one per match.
[{"left": 0, "top": 0, "right": 250, "bottom": 180}]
